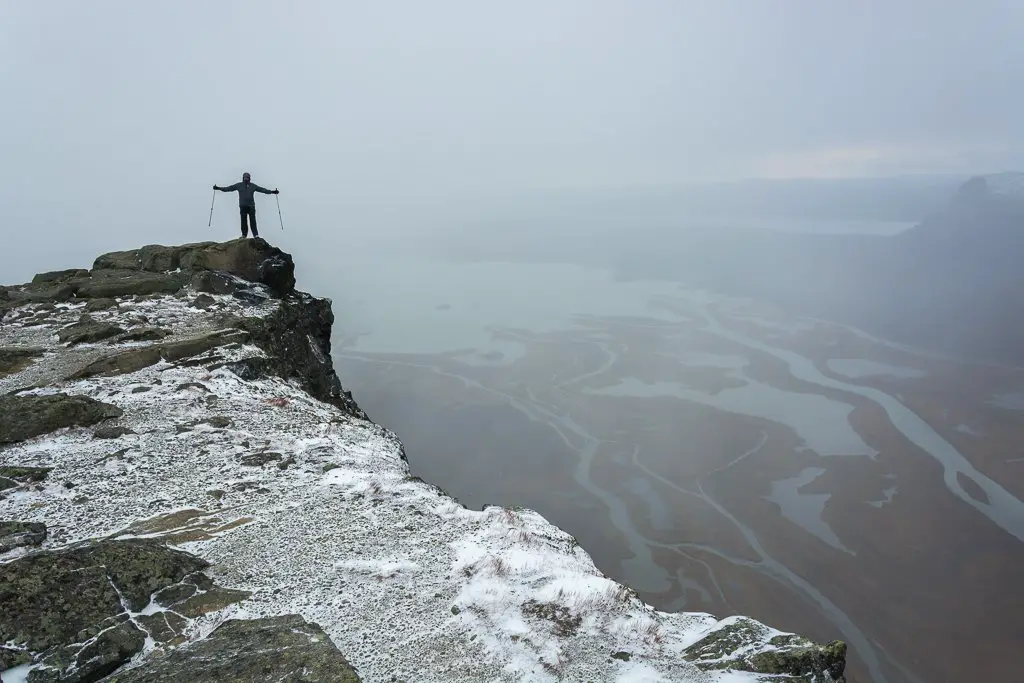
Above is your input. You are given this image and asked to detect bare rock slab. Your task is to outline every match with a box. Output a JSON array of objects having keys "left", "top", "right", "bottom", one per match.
[
  {"left": 103, "top": 615, "right": 361, "bottom": 683},
  {"left": 0, "top": 394, "right": 122, "bottom": 444}
]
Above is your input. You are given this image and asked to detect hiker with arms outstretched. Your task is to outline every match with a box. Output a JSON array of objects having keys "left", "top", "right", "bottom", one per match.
[{"left": 213, "top": 172, "right": 279, "bottom": 238}]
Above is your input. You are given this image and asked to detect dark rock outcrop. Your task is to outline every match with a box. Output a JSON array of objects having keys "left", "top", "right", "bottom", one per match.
[
  {"left": 74, "top": 271, "right": 185, "bottom": 299},
  {"left": 70, "top": 330, "right": 249, "bottom": 380},
  {"left": 110, "top": 327, "right": 170, "bottom": 343},
  {"left": 92, "top": 243, "right": 217, "bottom": 273},
  {"left": 0, "top": 645, "right": 32, "bottom": 671},
  {"left": 239, "top": 451, "right": 283, "bottom": 466},
  {"left": 92, "top": 426, "right": 135, "bottom": 440},
  {"left": 748, "top": 639, "right": 847, "bottom": 682},
  {"left": 227, "top": 294, "right": 366, "bottom": 419},
  {"left": 0, "top": 394, "right": 122, "bottom": 444},
  {"left": 57, "top": 316, "right": 126, "bottom": 345},
  {"left": 0, "top": 539, "right": 209, "bottom": 681},
  {"left": 190, "top": 293, "right": 216, "bottom": 309},
  {"left": 90, "top": 238, "right": 295, "bottom": 297},
  {"left": 6, "top": 283, "right": 78, "bottom": 305},
  {"left": 103, "top": 615, "right": 361, "bottom": 683},
  {"left": 0, "top": 521, "right": 47, "bottom": 553},
  {"left": 683, "top": 617, "right": 846, "bottom": 682},
  {"left": 177, "top": 239, "right": 295, "bottom": 295},
  {"left": 32, "top": 620, "right": 146, "bottom": 683},
  {"left": 31, "top": 269, "right": 90, "bottom": 285},
  {"left": 0, "top": 466, "right": 52, "bottom": 489},
  {"left": 190, "top": 269, "right": 263, "bottom": 299},
  {"left": 84, "top": 298, "right": 118, "bottom": 312},
  {"left": 3, "top": 239, "right": 296, "bottom": 314},
  {"left": 0, "top": 346, "right": 44, "bottom": 377}
]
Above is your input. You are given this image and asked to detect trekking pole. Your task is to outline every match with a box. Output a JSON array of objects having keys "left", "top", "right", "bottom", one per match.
[
  {"left": 208, "top": 189, "right": 216, "bottom": 227},
  {"left": 275, "top": 194, "right": 285, "bottom": 231}
]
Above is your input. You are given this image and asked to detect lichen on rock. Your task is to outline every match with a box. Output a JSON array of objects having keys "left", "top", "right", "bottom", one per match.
[
  {"left": 0, "top": 466, "right": 52, "bottom": 488},
  {"left": 57, "top": 315, "right": 126, "bottom": 345},
  {"left": 0, "top": 538, "right": 262, "bottom": 681},
  {"left": 0, "top": 521, "right": 47, "bottom": 553},
  {"left": 0, "top": 393, "right": 122, "bottom": 444},
  {"left": 0, "top": 346, "right": 44, "bottom": 377},
  {"left": 0, "top": 539, "right": 209, "bottom": 677},
  {"left": 103, "top": 615, "right": 361, "bottom": 682},
  {"left": 683, "top": 616, "right": 847, "bottom": 682},
  {"left": 226, "top": 294, "right": 366, "bottom": 419}
]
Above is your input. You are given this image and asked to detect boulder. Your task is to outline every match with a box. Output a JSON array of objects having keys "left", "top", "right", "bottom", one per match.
[
  {"left": 239, "top": 451, "right": 282, "bottom": 467},
  {"left": 0, "top": 539, "right": 209, "bottom": 680},
  {"left": 5, "top": 283, "right": 78, "bottom": 305},
  {"left": 92, "top": 239, "right": 294, "bottom": 296},
  {"left": 0, "top": 521, "right": 47, "bottom": 553},
  {"left": 31, "top": 269, "right": 89, "bottom": 285},
  {"left": 0, "top": 346, "right": 44, "bottom": 378},
  {"left": 70, "top": 347, "right": 162, "bottom": 379},
  {"left": 178, "top": 238, "right": 295, "bottom": 295},
  {"left": 91, "top": 242, "right": 217, "bottom": 273},
  {"left": 57, "top": 317, "right": 125, "bottom": 345},
  {"left": 747, "top": 639, "right": 848, "bottom": 682},
  {"left": 190, "top": 294, "right": 216, "bottom": 310},
  {"left": 74, "top": 272, "right": 184, "bottom": 299},
  {"left": 92, "top": 426, "right": 135, "bottom": 440},
  {"left": 69, "top": 330, "right": 249, "bottom": 380},
  {"left": 84, "top": 298, "right": 118, "bottom": 312},
  {"left": 102, "top": 615, "right": 361, "bottom": 683},
  {"left": 0, "top": 466, "right": 51, "bottom": 494},
  {"left": 203, "top": 415, "right": 232, "bottom": 428},
  {"left": 91, "top": 250, "right": 145, "bottom": 272},
  {"left": 111, "top": 327, "right": 170, "bottom": 343},
  {"left": 683, "top": 617, "right": 846, "bottom": 682},
  {"left": 0, "top": 394, "right": 122, "bottom": 444},
  {"left": 190, "top": 270, "right": 249, "bottom": 296}
]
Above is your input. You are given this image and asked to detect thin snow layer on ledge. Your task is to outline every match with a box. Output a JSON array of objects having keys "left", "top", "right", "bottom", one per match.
[{"left": 1, "top": 295, "right": 782, "bottom": 683}]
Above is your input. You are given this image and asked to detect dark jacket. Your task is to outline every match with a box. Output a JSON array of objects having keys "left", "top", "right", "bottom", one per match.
[{"left": 217, "top": 181, "right": 272, "bottom": 207}]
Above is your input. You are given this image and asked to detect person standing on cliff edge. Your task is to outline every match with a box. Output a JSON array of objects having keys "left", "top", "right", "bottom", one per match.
[{"left": 213, "top": 173, "right": 279, "bottom": 238}]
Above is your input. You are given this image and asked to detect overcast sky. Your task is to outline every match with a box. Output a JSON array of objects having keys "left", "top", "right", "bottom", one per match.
[{"left": 2, "top": 1, "right": 1022, "bottom": 280}]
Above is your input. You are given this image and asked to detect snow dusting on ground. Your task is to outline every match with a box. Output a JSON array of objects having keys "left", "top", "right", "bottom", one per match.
[{"left": 0, "top": 290, "right": 800, "bottom": 682}]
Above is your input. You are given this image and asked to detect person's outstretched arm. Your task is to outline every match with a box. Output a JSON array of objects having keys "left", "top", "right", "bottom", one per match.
[
  {"left": 251, "top": 184, "right": 278, "bottom": 195},
  {"left": 214, "top": 182, "right": 241, "bottom": 192}
]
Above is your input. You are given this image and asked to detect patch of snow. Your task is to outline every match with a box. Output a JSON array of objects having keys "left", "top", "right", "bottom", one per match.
[{"left": 0, "top": 664, "right": 35, "bottom": 683}]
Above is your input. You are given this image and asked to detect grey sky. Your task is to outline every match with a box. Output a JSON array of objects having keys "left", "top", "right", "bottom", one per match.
[{"left": 2, "top": 1, "right": 1022, "bottom": 280}]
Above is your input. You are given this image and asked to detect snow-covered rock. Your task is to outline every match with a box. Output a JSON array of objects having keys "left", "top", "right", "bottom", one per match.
[{"left": 0, "top": 240, "right": 846, "bottom": 682}]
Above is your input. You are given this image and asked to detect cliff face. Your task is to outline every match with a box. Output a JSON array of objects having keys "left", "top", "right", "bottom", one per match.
[{"left": 0, "top": 239, "right": 846, "bottom": 683}]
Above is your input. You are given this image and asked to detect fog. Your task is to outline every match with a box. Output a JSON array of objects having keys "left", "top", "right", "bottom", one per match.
[
  {"left": 6, "top": 4, "right": 1024, "bottom": 683},
  {"left": 3, "top": 1, "right": 1024, "bottom": 282}
]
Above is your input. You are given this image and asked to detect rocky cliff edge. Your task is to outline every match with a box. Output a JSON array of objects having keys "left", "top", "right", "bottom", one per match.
[{"left": 0, "top": 238, "right": 846, "bottom": 682}]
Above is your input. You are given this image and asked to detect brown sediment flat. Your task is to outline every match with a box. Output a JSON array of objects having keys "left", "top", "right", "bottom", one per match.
[
  {"left": 337, "top": 294, "right": 1024, "bottom": 683},
  {"left": 716, "top": 307, "right": 1024, "bottom": 500}
]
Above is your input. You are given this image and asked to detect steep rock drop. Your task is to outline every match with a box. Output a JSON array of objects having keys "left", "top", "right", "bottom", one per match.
[{"left": 0, "top": 239, "right": 846, "bottom": 682}]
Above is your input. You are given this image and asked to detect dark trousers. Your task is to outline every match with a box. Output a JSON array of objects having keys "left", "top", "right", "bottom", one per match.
[{"left": 239, "top": 205, "right": 258, "bottom": 238}]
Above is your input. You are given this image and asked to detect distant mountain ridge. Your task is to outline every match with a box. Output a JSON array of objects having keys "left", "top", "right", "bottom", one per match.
[
  {"left": 898, "top": 172, "right": 1024, "bottom": 248},
  {"left": 756, "top": 172, "right": 1024, "bottom": 364}
]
